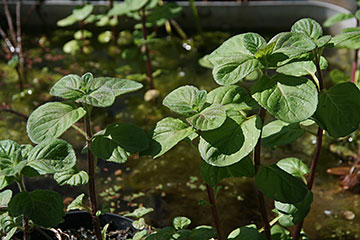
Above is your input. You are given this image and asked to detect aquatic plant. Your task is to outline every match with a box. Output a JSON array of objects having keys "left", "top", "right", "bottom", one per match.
[
  {"left": 0, "top": 139, "right": 76, "bottom": 240},
  {"left": 145, "top": 18, "right": 360, "bottom": 240},
  {"left": 26, "top": 72, "right": 148, "bottom": 239}
]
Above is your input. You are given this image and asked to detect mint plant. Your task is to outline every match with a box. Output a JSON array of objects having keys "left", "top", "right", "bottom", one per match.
[
  {"left": 145, "top": 18, "right": 360, "bottom": 240},
  {"left": 26, "top": 72, "right": 148, "bottom": 240},
  {"left": 0, "top": 139, "right": 76, "bottom": 240}
]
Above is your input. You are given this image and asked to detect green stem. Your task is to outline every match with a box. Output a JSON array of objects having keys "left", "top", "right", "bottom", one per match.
[
  {"left": 189, "top": 0, "right": 202, "bottom": 34},
  {"left": 259, "top": 215, "right": 282, "bottom": 232},
  {"left": 83, "top": 106, "right": 102, "bottom": 240},
  {"left": 16, "top": 176, "right": 30, "bottom": 240},
  {"left": 71, "top": 124, "right": 88, "bottom": 140}
]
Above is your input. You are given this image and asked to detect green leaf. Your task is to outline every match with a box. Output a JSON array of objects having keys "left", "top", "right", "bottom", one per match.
[
  {"left": 124, "top": 207, "right": 154, "bottom": 218},
  {"left": 0, "top": 190, "right": 12, "bottom": 208},
  {"left": 50, "top": 74, "right": 84, "bottom": 100},
  {"left": 199, "top": 111, "right": 261, "bottom": 167},
  {"left": 199, "top": 55, "right": 213, "bottom": 69},
  {"left": 269, "top": 32, "right": 317, "bottom": 59},
  {"left": 125, "top": 0, "right": 149, "bottom": 11},
  {"left": 146, "top": 227, "right": 176, "bottom": 240},
  {"left": 316, "top": 35, "right": 332, "bottom": 48},
  {"left": 8, "top": 190, "right": 64, "bottom": 227},
  {"left": 0, "top": 213, "right": 18, "bottom": 240},
  {"left": 147, "top": 2, "right": 182, "bottom": 27},
  {"left": 314, "top": 82, "right": 360, "bottom": 138},
  {"left": 141, "top": 117, "right": 196, "bottom": 158},
  {"left": 255, "top": 164, "right": 308, "bottom": 204},
  {"left": 208, "top": 33, "right": 265, "bottom": 85},
  {"left": 91, "top": 123, "right": 148, "bottom": 163},
  {"left": 27, "top": 139, "right": 76, "bottom": 175},
  {"left": 67, "top": 194, "right": 88, "bottom": 211},
  {"left": 254, "top": 42, "right": 276, "bottom": 59},
  {"left": 98, "top": 31, "right": 113, "bottom": 43},
  {"left": 54, "top": 167, "right": 89, "bottom": 186},
  {"left": 27, "top": 102, "right": 86, "bottom": 144},
  {"left": 186, "top": 103, "right": 226, "bottom": 131},
  {"left": 108, "top": 2, "right": 129, "bottom": 16},
  {"left": 173, "top": 216, "right": 191, "bottom": 230},
  {"left": 329, "top": 69, "right": 349, "bottom": 83},
  {"left": 261, "top": 120, "right": 305, "bottom": 147},
  {"left": 276, "top": 61, "right": 316, "bottom": 77},
  {"left": 251, "top": 74, "right": 318, "bottom": 123},
  {"left": 291, "top": 18, "right": 323, "bottom": 40},
  {"left": 330, "top": 29, "right": 360, "bottom": 49},
  {"left": 275, "top": 191, "right": 313, "bottom": 227},
  {"left": 0, "top": 140, "right": 26, "bottom": 177},
  {"left": 74, "top": 30, "right": 92, "bottom": 40},
  {"left": 200, "top": 156, "right": 254, "bottom": 187},
  {"left": 212, "top": 58, "right": 263, "bottom": 85},
  {"left": 189, "top": 226, "right": 217, "bottom": 240},
  {"left": 57, "top": 15, "right": 77, "bottom": 27},
  {"left": 323, "top": 13, "right": 354, "bottom": 27},
  {"left": 356, "top": 9, "right": 360, "bottom": 21},
  {"left": 63, "top": 40, "right": 81, "bottom": 55},
  {"left": 163, "top": 85, "right": 207, "bottom": 116},
  {"left": 227, "top": 224, "right": 264, "bottom": 240},
  {"left": 0, "top": 176, "right": 14, "bottom": 190},
  {"left": 87, "top": 77, "right": 143, "bottom": 97},
  {"left": 72, "top": 4, "right": 94, "bottom": 21},
  {"left": 276, "top": 158, "right": 309, "bottom": 180},
  {"left": 271, "top": 225, "right": 292, "bottom": 240},
  {"left": 206, "top": 85, "right": 258, "bottom": 111}
]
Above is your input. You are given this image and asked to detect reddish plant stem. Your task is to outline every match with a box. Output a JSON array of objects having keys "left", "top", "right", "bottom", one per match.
[
  {"left": 2, "top": 0, "right": 16, "bottom": 44},
  {"left": 84, "top": 109, "right": 102, "bottom": 240},
  {"left": 205, "top": 184, "right": 223, "bottom": 240},
  {"left": 0, "top": 106, "right": 28, "bottom": 120},
  {"left": 141, "top": 7, "right": 154, "bottom": 89},
  {"left": 292, "top": 54, "right": 324, "bottom": 240},
  {"left": 16, "top": 0, "right": 25, "bottom": 91},
  {"left": 254, "top": 108, "right": 271, "bottom": 240}
]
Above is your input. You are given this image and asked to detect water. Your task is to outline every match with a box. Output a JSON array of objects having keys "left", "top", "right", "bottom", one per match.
[{"left": 1, "top": 29, "right": 360, "bottom": 239}]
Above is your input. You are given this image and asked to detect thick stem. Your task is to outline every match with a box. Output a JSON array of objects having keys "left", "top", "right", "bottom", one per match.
[
  {"left": 17, "top": 177, "right": 30, "bottom": 240},
  {"left": 254, "top": 108, "right": 271, "bottom": 240},
  {"left": 141, "top": 7, "right": 154, "bottom": 89},
  {"left": 292, "top": 53, "right": 324, "bottom": 240},
  {"left": 84, "top": 108, "right": 102, "bottom": 240},
  {"left": 189, "top": 0, "right": 202, "bottom": 34},
  {"left": 206, "top": 184, "right": 223, "bottom": 240}
]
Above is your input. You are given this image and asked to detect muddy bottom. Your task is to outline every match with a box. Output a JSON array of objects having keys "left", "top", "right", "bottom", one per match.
[{"left": 57, "top": 226, "right": 135, "bottom": 240}]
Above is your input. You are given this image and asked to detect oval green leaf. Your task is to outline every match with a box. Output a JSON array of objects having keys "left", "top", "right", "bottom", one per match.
[
  {"left": 261, "top": 120, "right": 305, "bottom": 147},
  {"left": 199, "top": 111, "right": 261, "bottom": 167},
  {"left": 53, "top": 167, "right": 89, "bottom": 186},
  {"left": 8, "top": 190, "right": 64, "bottom": 228},
  {"left": 27, "top": 139, "right": 76, "bottom": 175},
  {"left": 255, "top": 164, "right": 308, "bottom": 204},
  {"left": 251, "top": 74, "right": 318, "bottom": 123},
  {"left": 323, "top": 13, "right": 354, "bottom": 28},
  {"left": 291, "top": 18, "right": 323, "bottom": 40},
  {"left": 141, "top": 117, "right": 196, "bottom": 158},
  {"left": 314, "top": 82, "right": 360, "bottom": 138},
  {"left": 186, "top": 103, "right": 226, "bottom": 131},
  {"left": 27, "top": 102, "right": 86, "bottom": 144},
  {"left": 276, "top": 157, "right": 309, "bottom": 180},
  {"left": 276, "top": 61, "right": 316, "bottom": 77}
]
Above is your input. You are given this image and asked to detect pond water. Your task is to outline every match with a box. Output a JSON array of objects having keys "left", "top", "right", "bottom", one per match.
[{"left": 1, "top": 28, "right": 360, "bottom": 240}]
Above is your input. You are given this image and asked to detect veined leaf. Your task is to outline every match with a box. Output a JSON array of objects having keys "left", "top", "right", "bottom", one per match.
[
  {"left": 8, "top": 190, "right": 64, "bottom": 228},
  {"left": 27, "top": 102, "right": 86, "bottom": 144},
  {"left": 50, "top": 74, "right": 84, "bottom": 100},
  {"left": 27, "top": 139, "right": 76, "bottom": 175},
  {"left": 291, "top": 18, "right": 323, "bottom": 40},
  {"left": 206, "top": 85, "right": 259, "bottom": 111},
  {"left": 255, "top": 164, "right": 308, "bottom": 204},
  {"left": 199, "top": 111, "right": 261, "bottom": 167},
  {"left": 200, "top": 156, "right": 254, "bottom": 187},
  {"left": 91, "top": 123, "right": 148, "bottom": 163},
  {"left": 54, "top": 167, "right": 89, "bottom": 186},
  {"left": 276, "top": 61, "right": 316, "bottom": 77},
  {"left": 67, "top": 194, "right": 88, "bottom": 211},
  {"left": 163, "top": 85, "right": 207, "bottom": 116},
  {"left": 0, "top": 140, "right": 26, "bottom": 177},
  {"left": 314, "top": 82, "right": 360, "bottom": 138},
  {"left": 251, "top": 74, "right": 318, "bottom": 123},
  {"left": 262, "top": 120, "right": 305, "bottom": 147},
  {"left": 141, "top": 117, "right": 196, "bottom": 158},
  {"left": 186, "top": 103, "right": 226, "bottom": 131},
  {"left": 0, "top": 190, "right": 12, "bottom": 208},
  {"left": 276, "top": 157, "right": 309, "bottom": 180},
  {"left": 330, "top": 29, "right": 360, "bottom": 49}
]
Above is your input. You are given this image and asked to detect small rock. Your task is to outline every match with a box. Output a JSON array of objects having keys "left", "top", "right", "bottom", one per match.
[
  {"left": 144, "top": 89, "right": 160, "bottom": 102},
  {"left": 114, "top": 169, "right": 122, "bottom": 176},
  {"left": 324, "top": 210, "right": 332, "bottom": 216},
  {"left": 343, "top": 210, "right": 355, "bottom": 220}
]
